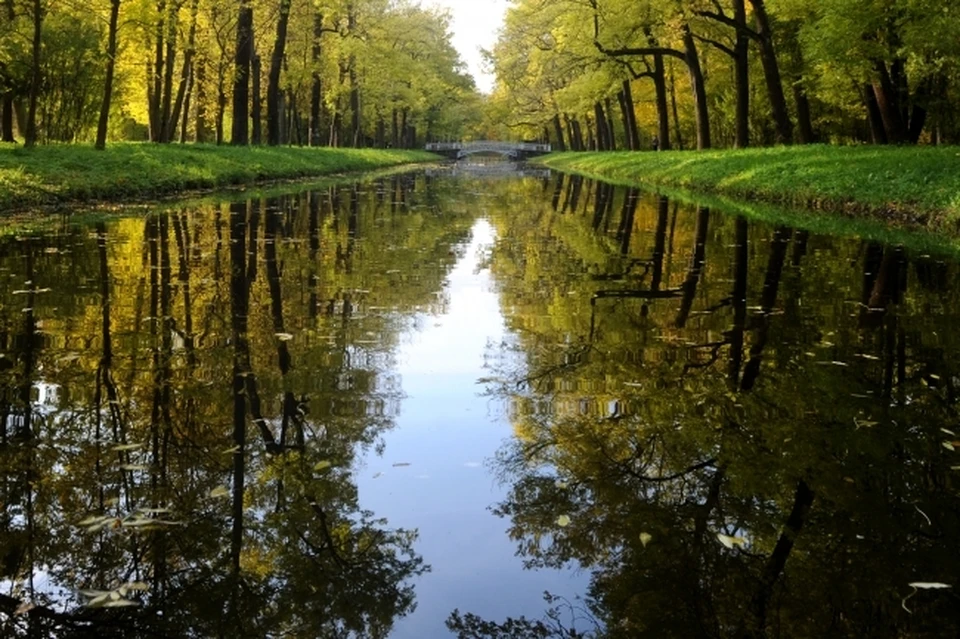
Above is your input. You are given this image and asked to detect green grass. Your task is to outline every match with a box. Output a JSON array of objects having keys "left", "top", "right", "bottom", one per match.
[
  {"left": 0, "top": 143, "right": 438, "bottom": 212},
  {"left": 538, "top": 146, "right": 960, "bottom": 233}
]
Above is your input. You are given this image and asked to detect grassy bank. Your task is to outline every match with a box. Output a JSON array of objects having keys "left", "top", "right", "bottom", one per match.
[
  {"left": 0, "top": 143, "right": 437, "bottom": 212},
  {"left": 538, "top": 146, "right": 960, "bottom": 232}
]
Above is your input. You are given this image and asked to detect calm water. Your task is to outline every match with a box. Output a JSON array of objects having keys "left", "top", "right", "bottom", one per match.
[{"left": 0, "top": 166, "right": 959, "bottom": 637}]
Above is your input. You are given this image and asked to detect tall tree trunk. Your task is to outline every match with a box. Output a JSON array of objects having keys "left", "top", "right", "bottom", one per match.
[
  {"left": 552, "top": 113, "right": 566, "bottom": 151},
  {"left": 872, "top": 61, "right": 907, "bottom": 143},
  {"left": 95, "top": 0, "right": 122, "bottom": 150},
  {"left": 605, "top": 97, "right": 616, "bottom": 150},
  {"left": 571, "top": 117, "right": 584, "bottom": 151},
  {"left": 348, "top": 4, "right": 361, "bottom": 147},
  {"left": 652, "top": 53, "right": 672, "bottom": 150},
  {"left": 669, "top": 63, "right": 683, "bottom": 149},
  {"left": 733, "top": 0, "right": 750, "bottom": 148},
  {"left": 179, "top": 65, "right": 193, "bottom": 143},
  {"left": 149, "top": 1, "right": 165, "bottom": 141},
  {"left": 160, "top": 4, "right": 179, "bottom": 143},
  {"left": 309, "top": 12, "right": 324, "bottom": 146},
  {"left": 1, "top": 0, "right": 13, "bottom": 143},
  {"left": 863, "top": 84, "right": 888, "bottom": 144},
  {"left": 267, "top": 0, "right": 292, "bottom": 146},
  {"left": 166, "top": 0, "right": 199, "bottom": 143},
  {"left": 231, "top": 0, "right": 254, "bottom": 145},
  {"left": 194, "top": 56, "right": 207, "bottom": 144},
  {"left": 24, "top": 0, "right": 42, "bottom": 147},
  {"left": 251, "top": 55, "right": 262, "bottom": 144},
  {"left": 593, "top": 102, "right": 609, "bottom": 151},
  {"left": 749, "top": 0, "right": 793, "bottom": 144},
  {"left": 621, "top": 80, "right": 641, "bottom": 151},
  {"left": 682, "top": 26, "right": 711, "bottom": 150}
]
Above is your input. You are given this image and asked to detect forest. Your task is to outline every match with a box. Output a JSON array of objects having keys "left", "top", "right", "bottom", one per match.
[
  {"left": 0, "top": 0, "right": 483, "bottom": 148},
  {"left": 487, "top": 0, "right": 960, "bottom": 150}
]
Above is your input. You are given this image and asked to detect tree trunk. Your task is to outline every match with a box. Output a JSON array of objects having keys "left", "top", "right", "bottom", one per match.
[
  {"left": 24, "top": 0, "right": 42, "bottom": 147},
  {"left": 309, "top": 12, "right": 324, "bottom": 146},
  {"left": 348, "top": 4, "right": 361, "bottom": 147},
  {"left": 552, "top": 113, "right": 566, "bottom": 151},
  {"left": 605, "top": 97, "right": 616, "bottom": 150},
  {"left": 231, "top": 0, "right": 254, "bottom": 145},
  {"left": 749, "top": 0, "right": 793, "bottom": 144},
  {"left": 872, "top": 61, "right": 907, "bottom": 143},
  {"left": 682, "top": 26, "right": 711, "bottom": 150},
  {"left": 195, "top": 56, "right": 208, "bottom": 143},
  {"left": 251, "top": 55, "right": 262, "bottom": 144},
  {"left": 863, "top": 85, "right": 888, "bottom": 144},
  {"left": 621, "top": 80, "right": 641, "bottom": 151},
  {"left": 616, "top": 91, "right": 632, "bottom": 150},
  {"left": 267, "top": 0, "right": 292, "bottom": 146},
  {"left": 149, "top": 1, "right": 165, "bottom": 142},
  {"left": 669, "top": 63, "right": 683, "bottom": 149},
  {"left": 733, "top": 0, "right": 750, "bottom": 148},
  {"left": 167, "top": 0, "right": 199, "bottom": 143},
  {"left": 180, "top": 65, "right": 194, "bottom": 143},
  {"left": 653, "top": 53, "right": 672, "bottom": 150},
  {"left": 95, "top": 0, "right": 122, "bottom": 150},
  {"left": 593, "top": 102, "right": 608, "bottom": 151},
  {"left": 2, "top": 0, "right": 16, "bottom": 141},
  {"left": 571, "top": 117, "right": 584, "bottom": 151},
  {"left": 159, "top": 4, "right": 179, "bottom": 143}
]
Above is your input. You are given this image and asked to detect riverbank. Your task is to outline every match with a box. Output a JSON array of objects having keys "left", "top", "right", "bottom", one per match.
[
  {"left": 538, "top": 146, "right": 960, "bottom": 232},
  {"left": 0, "top": 144, "right": 437, "bottom": 212}
]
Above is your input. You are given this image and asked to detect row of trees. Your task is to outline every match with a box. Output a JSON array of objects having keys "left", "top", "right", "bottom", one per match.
[
  {"left": 487, "top": 0, "right": 960, "bottom": 150},
  {"left": 0, "top": 0, "right": 483, "bottom": 148}
]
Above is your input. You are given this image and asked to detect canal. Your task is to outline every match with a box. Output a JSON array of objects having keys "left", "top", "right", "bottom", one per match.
[{"left": 0, "top": 165, "right": 958, "bottom": 637}]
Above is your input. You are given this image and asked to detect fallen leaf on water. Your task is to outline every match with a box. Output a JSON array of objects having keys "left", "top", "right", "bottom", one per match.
[
  {"left": 556, "top": 515, "right": 572, "bottom": 528},
  {"left": 639, "top": 532, "right": 653, "bottom": 548},
  {"left": 555, "top": 480, "right": 569, "bottom": 489},
  {"left": 717, "top": 534, "right": 746, "bottom": 549},
  {"left": 314, "top": 460, "right": 333, "bottom": 472},
  {"left": 121, "top": 464, "right": 148, "bottom": 472},
  {"left": 275, "top": 333, "right": 294, "bottom": 341},
  {"left": 111, "top": 443, "right": 143, "bottom": 452},
  {"left": 209, "top": 486, "right": 230, "bottom": 499},
  {"left": 943, "top": 441, "right": 956, "bottom": 452},
  {"left": 909, "top": 582, "right": 951, "bottom": 589},
  {"left": 392, "top": 462, "right": 411, "bottom": 468},
  {"left": 14, "top": 601, "right": 36, "bottom": 615}
]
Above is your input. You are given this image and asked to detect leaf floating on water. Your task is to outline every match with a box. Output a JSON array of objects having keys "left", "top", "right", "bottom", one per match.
[
  {"left": 717, "top": 534, "right": 746, "bottom": 549},
  {"left": 314, "top": 460, "right": 333, "bottom": 472},
  {"left": 120, "top": 464, "right": 148, "bottom": 472},
  {"left": 556, "top": 515, "right": 572, "bottom": 528},
  {"left": 221, "top": 446, "right": 241, "bottom": 455},
  {"left": 909, "top": 582, "right": 951, "bottom": 589},
  {"left": 102, "top": 599, "right": 139, "bottom": 608},
  {"left": 209, "top": 486, "right": 231, "bottom": 499},
  {"left": 941, "top": 428, "right": 957, "bottom": 436},
  {"left": 111, "top": 443, "right": 143, "bottom": 452},
  {"left": 14, "top": 601, "right": 36, "bottom": 615},
  {"left": 555, "top": 480, "right": 569, "bottom": 490},
  {"left": 639, "top": 532, "right": 653, "bottom": 548},
  {"left": 943, "top": 441, "right": 956, "bottom": 452},
  {"left": 372, "top": 472, "right": 383, "bottom": 479},
  {"left": 275, "top": 332, "right": 294, "bottom": 341},
  {"left": 392, "top": 462, "right": 412, "bottom": 468}
]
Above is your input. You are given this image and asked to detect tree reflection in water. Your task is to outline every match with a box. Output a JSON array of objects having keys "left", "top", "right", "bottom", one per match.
[
  {"left": 451, "top": 174, "right": 960, "bottom": 638},
  {"left": 0, "top": 174, "right": 472, "bottom": 638}
]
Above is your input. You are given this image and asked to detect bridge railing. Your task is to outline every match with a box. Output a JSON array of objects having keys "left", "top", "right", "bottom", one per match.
[{"left": 425, "top": 141, "right": 552, "bottom": 154}]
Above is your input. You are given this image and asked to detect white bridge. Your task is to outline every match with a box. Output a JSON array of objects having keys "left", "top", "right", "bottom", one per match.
[{"left": 425, "top": 141, "right": 552, "bottom": 160}]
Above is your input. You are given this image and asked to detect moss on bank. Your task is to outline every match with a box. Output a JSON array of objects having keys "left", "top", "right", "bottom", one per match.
[
  {"left": 538, "top": 146, "right": 960, "bottom": 232},
  {"left": 0, "top": 143, "right": 437, "bottom": 212}
]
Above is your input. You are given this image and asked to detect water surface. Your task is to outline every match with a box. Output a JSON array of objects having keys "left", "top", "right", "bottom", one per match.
[{"left": 0, "top": 167, "right": 958, "bottom": 637}]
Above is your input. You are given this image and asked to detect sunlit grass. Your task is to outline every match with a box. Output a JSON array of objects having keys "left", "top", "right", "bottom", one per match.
[
  {"left": 0, "top": 143, "right": 438, "bottom": 211},
  {"left": 539, "top": 145, "right": 960, "bottom": 232}
]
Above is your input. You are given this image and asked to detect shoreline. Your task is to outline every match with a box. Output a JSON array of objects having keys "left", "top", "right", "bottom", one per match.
[
  {"left": 0, "top": 144, "right": 438, "bottom": 214},
  {"left": 536, "top": 146, "right": 960, "bottom": 235}
]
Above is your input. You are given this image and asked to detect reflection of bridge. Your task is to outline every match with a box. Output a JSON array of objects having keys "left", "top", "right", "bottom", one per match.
[
  {"left": 425, "top": 141, "right": 552, "bottom": 160},
  {"left": 424, "top": 162, "right": 552, "bottom": 180}
]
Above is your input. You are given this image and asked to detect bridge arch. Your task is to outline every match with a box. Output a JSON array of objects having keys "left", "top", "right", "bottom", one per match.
[{"left": 425, "top": 141, "right": 552, "bottom": 160}]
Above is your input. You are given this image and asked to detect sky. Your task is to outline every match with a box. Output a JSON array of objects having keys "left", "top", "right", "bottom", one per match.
[{"left": 425, "top": 0, "right": 510, "bottom": 94}]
